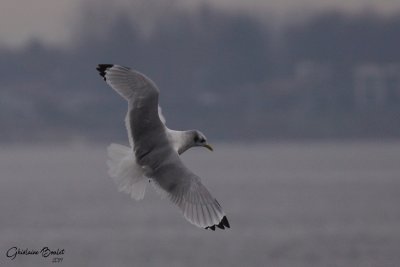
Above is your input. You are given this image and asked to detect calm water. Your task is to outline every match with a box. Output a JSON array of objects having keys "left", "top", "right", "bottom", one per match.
[{"left": 1, "top": 142, "right": 400, "bottom": 266}]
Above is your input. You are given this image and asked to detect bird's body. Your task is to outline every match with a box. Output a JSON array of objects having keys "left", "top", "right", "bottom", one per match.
[{"left": 96, "top": 64, "right": 229, "bottom": 230}]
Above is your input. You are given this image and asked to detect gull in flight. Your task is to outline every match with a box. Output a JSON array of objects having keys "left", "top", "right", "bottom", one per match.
[{"left": 96, "top": 64, "right": 230, "bottom": 230}]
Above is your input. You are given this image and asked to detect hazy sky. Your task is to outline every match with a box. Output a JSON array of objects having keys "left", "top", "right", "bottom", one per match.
[{"left": 1, "top": 0, "right": 400, "bottom": 48}]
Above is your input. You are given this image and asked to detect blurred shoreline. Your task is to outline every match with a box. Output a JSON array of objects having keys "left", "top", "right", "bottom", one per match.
[{"left": 2, "top": 6, "right": 400, "bottom": 142}]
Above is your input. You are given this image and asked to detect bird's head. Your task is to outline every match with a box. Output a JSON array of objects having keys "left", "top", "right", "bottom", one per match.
[{"left": 191, "top": 130, "right": 213, "bottom": 151}]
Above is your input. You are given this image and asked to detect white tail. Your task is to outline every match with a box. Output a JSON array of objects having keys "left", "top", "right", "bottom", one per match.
[{"left": 107, "top": 143, "right": 148, "bottom": 200}]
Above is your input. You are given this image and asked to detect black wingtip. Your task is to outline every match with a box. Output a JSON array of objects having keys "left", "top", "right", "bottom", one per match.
[
  {"left": 205, "top": 216, "right": 230, "bottom": 231},
  {"left": 217, "top": 223, "right": 225, "bottom": 230},
  {"left": 208, "top": 225, "right": 216, "bottom": 231},
  {"left": 96, "top": 64, "right": 114, "bottom": 81},
  {"left": 221, "top": 216, "right": 230, "bottom": 228}
]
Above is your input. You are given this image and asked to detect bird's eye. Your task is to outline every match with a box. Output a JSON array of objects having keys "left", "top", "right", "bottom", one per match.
[{"left": 194, "top": 136, "right": 199, "bottom": 142}]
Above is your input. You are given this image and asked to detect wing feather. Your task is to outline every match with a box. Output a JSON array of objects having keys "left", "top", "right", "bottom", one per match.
[
  {"left": 151, "top": 157, "right": 230, "bottom": 230},
  {"left": 96, "top": 64, "right": 166, "bottom": 149}
]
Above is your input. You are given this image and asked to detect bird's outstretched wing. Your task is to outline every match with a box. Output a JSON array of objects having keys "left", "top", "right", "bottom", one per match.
[
  {"left": 96, "top": 64, "right": 166, "bottom": 148},
  {"left": 151, "top": 152, "right": 230, "bottom": 230}
]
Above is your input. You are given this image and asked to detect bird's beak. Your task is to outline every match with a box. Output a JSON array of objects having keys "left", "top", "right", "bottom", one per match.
[{"left": 203, "top": 144, "right": 213, "bottom": 151}]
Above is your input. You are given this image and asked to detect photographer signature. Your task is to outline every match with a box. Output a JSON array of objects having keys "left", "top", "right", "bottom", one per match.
[{"left": 6, "top": 246, "right": 65, "bottom": 261}]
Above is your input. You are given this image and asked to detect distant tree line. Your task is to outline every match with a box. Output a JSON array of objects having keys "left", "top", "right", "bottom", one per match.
[{"left": 1, "top": 5, "right": 400, "bottom": 142}]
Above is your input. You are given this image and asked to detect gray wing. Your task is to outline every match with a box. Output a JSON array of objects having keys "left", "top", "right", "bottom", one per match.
[
  {"left": 151, "top": 152, "right": 230, "bottom": 230},
  {"left": 96, "top": 64, "right": 165, "bottom": 154}
]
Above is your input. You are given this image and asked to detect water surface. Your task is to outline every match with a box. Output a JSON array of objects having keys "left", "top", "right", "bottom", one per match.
[{"left": 1, "top": 142, "right": 400, "bottom": 266}]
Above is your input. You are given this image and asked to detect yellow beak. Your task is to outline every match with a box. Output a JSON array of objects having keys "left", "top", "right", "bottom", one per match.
[{"left": 203, "top": 144, "right": 213, "bottom": 151}]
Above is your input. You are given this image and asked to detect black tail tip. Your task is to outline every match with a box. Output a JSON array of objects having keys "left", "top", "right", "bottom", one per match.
[
  {"left": 205, "top": 216, "right": 230, "bottom": 231},
  {"left": 96, "top": 64, "right": 114, "bottom": 80}
]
